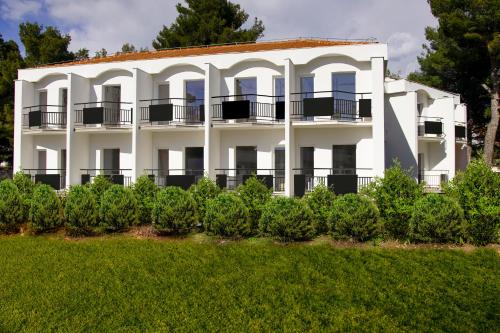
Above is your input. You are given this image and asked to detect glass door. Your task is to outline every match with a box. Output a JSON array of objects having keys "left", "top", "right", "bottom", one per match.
[
  {"left": 38, "top": 150, "right": 47, "bottom": 174},
  {"left": 185, "top": 147, "right": 204, "bottom": 176},
  {"left": 104, "top": 86, "right": 121, "bottom": 124},
  {"left": 103, "top": 149, "right": 120, "bottom": 175},
  {"left": 300, "top": 147, "right": 314, "bottom": 190},
  {"left": 236, "top": 146, "right": 257, "bottom": 177},
  {"left": 274, "top": 147, "right": 285, "bottom": 192},
  {"left": 332, "top": 145, "right": 356, "bottom": 174}
]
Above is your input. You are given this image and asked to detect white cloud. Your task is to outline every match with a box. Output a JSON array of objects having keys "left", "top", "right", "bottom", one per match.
[{"left": 0, "top": 0, "right": 42, "bottom": 20}]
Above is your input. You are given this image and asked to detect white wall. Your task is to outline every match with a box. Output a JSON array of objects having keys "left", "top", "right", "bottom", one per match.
[
  {"left": 88, "top": 133, "right": 133, "bottom": 178},
  {"left": 32, "top": 135, "right": 66, "bottom": 171},
  {"left": 151, "top": 131, "right": 205, "bottom": 173}
]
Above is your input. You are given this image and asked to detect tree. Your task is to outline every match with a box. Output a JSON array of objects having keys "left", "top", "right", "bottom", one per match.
[
  {"left": 74, "top": 48, "right": 89, "bottom": 60},
  {"left": 19, "top": 22, "right": 74, "bottom": 66},
  {"left": 94, "top": 48, "right": 108, "bottom": 58},
  {"left": 152, "top": 0, "right": 264, "bottom": 50},
  {"left": 120, "top": 43, "right": 136, "bottom": 53},
  {"left": 408, "top": 0, "right": 500, "bottom": 165}
]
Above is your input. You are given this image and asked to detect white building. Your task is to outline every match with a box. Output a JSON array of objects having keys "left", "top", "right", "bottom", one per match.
[{"left": 13, "top": 38, "right": 468, "bottom": 195}]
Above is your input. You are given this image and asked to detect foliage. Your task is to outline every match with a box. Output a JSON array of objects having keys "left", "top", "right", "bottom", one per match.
[
  {"left": 327, "top": 194, "right": 381, "bottom": 242},
  {"left": 152, "top": 187, "right": 198, "bottom": 234},
  {"left": 409, "top": 194, "right": 465, "bottom": 243},
  {"left": 12, "top": 171, "right": 36, "bottom": 219},
  {"left": 74, "top": 48, "right": 89, "bottom": 60},
  {"left": 362, "top": 161, "right": 423, "bottom": 239},
  {"left": 88, "top": 175, "right": 113, "bottom": 207},
  {"left": 303, "top": 184, "right": 335, "bottom": 234},
  {"left": 259, "top": 197, "right": 316, "bottom": 242},
  {"left": 236, "top": 176, "right": 272, "bottom": 233},
  {"left": 188, "top": 177, "right": 221, "bottom": 224},
  {"left": 0, "top": 180, "right": 23, "bottom": 232},
  {"left": 204, "top": 192, "right": 251, "bottom": 238},
  {"left": 132, "top": 175, "right": 158, "bottom": 225},
  {"left": 153, "top": 0, "right": 264, "bottom": 49},
  {"left": 99, "top": 185, "right": 138, "bottom": 232},
  {"left": 64, "top": 185, "right": 98, "bottom": 235},
  {"left": 445, "top": 158, "right": 500, "bottom": 244},
  {"left": 94, "top": 48, "right": 108, "bottom": 58},
  {"left": 120, "top": 43, "right": 136, "bottom": 53},
  {"left": 28, "top": 184, "right": 62, "bottom": 233}
]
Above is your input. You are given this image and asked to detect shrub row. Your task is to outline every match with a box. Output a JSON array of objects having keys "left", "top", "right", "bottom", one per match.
[{"left": 0, "top": 159, "right": 498, "bottom": 244}]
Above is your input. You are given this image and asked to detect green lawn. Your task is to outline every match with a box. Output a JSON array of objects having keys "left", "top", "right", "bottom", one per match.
[{"left": 0, "top": 235, "right": 498, "bottom": 332}]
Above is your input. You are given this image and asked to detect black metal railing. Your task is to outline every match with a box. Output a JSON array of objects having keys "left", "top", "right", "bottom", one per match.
[
  {"left": 139, "top": 97, "right": 204, "bottom": 125},
  {"left": 211, "top": 94, "right": 284, "bottom": 123},
  {"left": 215, "top": 168, "right": 285, "bottom": 192},
  {"left": 74, "top": 101, "right": 133, "bottom": 127},
  {"left": 22, "top": 105, "right": 67, "bottom": 129},
  {"left": 418, "top": 170, "right": 449, "bottom": 190},
  {"left": 293, "top": 168, "right": 374, "bottom": 193},
  {"left": 144, "top": 169, "right": 204, "bottom": 189},
  {"left": 22, "top": 168, "right": 66, "bottom": 190},
  {"left": 80, "top": 169, "right": 132, "bottom": 186},
  {"left": 418, "top": 116, "right": 444, "bottom": 137},
  {"left": 291, "top": 90, "right": 372, "bottom": 121}
]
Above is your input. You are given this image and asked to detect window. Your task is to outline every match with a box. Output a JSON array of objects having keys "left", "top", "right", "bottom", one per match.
[
  {"left": 332, "top": 73, "right": 355, "bottom": 100},
  {"left": 103, "top": 149, "right": 120, "bottom": 174},
  {"left": 332, "top": 145, "right": 356, "bottom": 174},
  {"left": 60, "top": 149, "right": 66, "bottom": 170},
  {"left": 38, "top": 150, "right": 47, "bottom": 173},
  {"left": 158, "top": 149, "right": 169, "bottom": 176},
  {"left": 274, "top": 77, "right": 285, "bottom": 102},
  {"left": 104, "top": 86, "right": 120, "bottom": 110},
  {"left": 185, "top": 80, "right": 204, "bottom": 107},
  {"left": 235, "top": 78, "right": 257, "bottom": 102},
  {"left": 274, "top": 147, "right": 285, "bottom": 192},
  {"left": 158, "top": 84, "right": 169, "bottom": 101},
  {"left": 185, "top": 147, "right": 204, "bottom": 175},
  {"left": 300, "top": 147, "right": 314, "bottom": 175},
  {"left": 300, "top": 77, "right": 314, "bottom": 99},
  {"left": 60, "top": 89, "right": 68, "bottom": 111},
  {"left": 236, "top": 146, "right": 257, "bottom": 175},
  {"left": 39, "top": 91, "right": 47, "bottom": 112}
]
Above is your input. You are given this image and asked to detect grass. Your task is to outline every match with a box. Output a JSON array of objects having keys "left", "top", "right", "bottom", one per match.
[{"left": 0, "top": 234, "right": 498, "bottom": 332}]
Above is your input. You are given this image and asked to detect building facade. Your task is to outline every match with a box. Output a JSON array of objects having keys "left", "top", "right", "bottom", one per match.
[{"left": 13, "top": 39, "right": 468, "bottom": 195}]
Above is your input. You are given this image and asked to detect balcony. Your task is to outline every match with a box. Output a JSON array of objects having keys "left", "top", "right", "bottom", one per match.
[
  {"left": 455, "top": 121, "right": 467, "bottom": 141},
  {"left": 215, "top": 169, "right": 285, "bottom": 192},
  {"left": 144, "top": 169, "right": 204, "bottom": 190},
  {"left": 22, "top": 105, "right": 67, "bottom": 130},
  {"left": 74, "top": 102, "right": 133, "bottom": 128},
  {"left": 291, "top": 91, "right": 372, "bottom": 122},
  {"left": 140, "top": 98, "right": 204, "bottom": 127},
  {"left": 293, "top": 168, "right": 374, "bottom": 196},
  {"left": 211, "top": 94, "right": 284, "bottom": 125},
  {"left": 80, "top": 169, "right": 132, "bottom": 186},
  {"left": 418, "top": 117, "right": 444, "bottom": 138},
  {"left": 418, "top": 170, "right": 448, "bottom": 191},
  {"left": 23, "top": 169, "right": 66, "bottom": 190}
]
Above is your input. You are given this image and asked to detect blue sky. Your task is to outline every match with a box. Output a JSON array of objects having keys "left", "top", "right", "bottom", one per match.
[{"left": 0, "top": 0, "right": 437, "bottom": 76}]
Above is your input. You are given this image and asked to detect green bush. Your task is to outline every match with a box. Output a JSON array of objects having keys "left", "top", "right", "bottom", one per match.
[
  {"left": 12, "top": 171, "right": 36, "bottom": 220},
  {"left": 88, "top": 175, "right": 113, "bottom": 207},
  {"left": 444, "top": 158, "right": 500, "bottom": 245},
  {"left": 204, "top": 193, "right": 251, "bottom": 238},
  {"left": 152, "top": 187, "right": 198, "bottom": 234},
  {"left": 259, "top": 197, "right": 316, "bottom": 242},
  {"left": 237, "top": 176, "right": 272, "bottom": 232},
  {"left": 327, "top": 194, "right": 381, "bottom": 241},
  {"left": 409, "top": 194, "right": 465, "bottom": 243},
  {"left": 132, "top": 175, "right": 158, "bottom": 225},
  {"left": 362, "top": 161, "right": 423, "bottom": 239},
  {"left": 64, "top": 185, "right": 98, "bottom": 235},
  {"left": 29, "top": 184, "right": 62, "bottom": 233},
  {"left": 188, "top": 177, "right": 221, "bottom": 224},
  {"left": 303, "top": 184, "right": 335, "bottom": 234},
  {"left": 0, "top": 180, "right": 24, "bottom": 232},
  {"left": 99, "top": 185, "right": 138, "bottom": 232}
]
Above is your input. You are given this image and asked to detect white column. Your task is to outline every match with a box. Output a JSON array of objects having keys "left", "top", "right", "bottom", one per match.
[
  {"left": 371, "top": 57, "right": 385, "bottom": 177},
  {"left": 284, "top": 59, "right": 295, "bottom": 197},
  {"left": 13, "top": 80, "right": 34, "bottom": 172},
  {"left": 133, "top": 69, "right": 153, "bottom": 181},
  {"left": 204, "top": 63, "right": 220, "bottom": 178},
  {"left": 443, "top": 97, "right": 456, "bottom": 178},
  {"left": 408, "top": 91, "right": 419, "bottom": 178}
]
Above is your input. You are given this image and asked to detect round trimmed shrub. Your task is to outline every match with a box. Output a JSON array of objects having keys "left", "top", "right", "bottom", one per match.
[
  {"left": 237, "top": 176, "right": 272, "bottom": 232},
  {"left": 204, "top": 193, "right": 251, "bottom": 238},
  {"left": 328, "top": 194, "right": 381, "bottom": 241},
  {"left": 132, "top": 175, "right": 158, "bottom": 225},
  {"left": 13, "top": 171, "right": 36, "bottom": 220},
  {"left": 409, "top": 194, "right": 465, "bottom": 243},
  {"left": 188, "top": 177, "right": 221, "bottom": 223},
  {"left": 259, "top": 197, "right": 316, "bottom": 242},
  {"left": 303, "top": 184, "right": 335, "bottom": 234},
  {"left": 99, "top": 185, "right": 138, "bottom": 232},
  {"left": 152, "top": 187, "right": 198, "bottom": 234},
  {"left": 29, "top": 184, "right": 62, "bottom": 233},
  {"left": 0, "top": 180, "right": 24, "bottom": 232},
  {"left": 64, "top": 185, "right": 98, "bottom": 235},
  {"left": 88, "top": 175, "right": 113, "bottom": 207}
]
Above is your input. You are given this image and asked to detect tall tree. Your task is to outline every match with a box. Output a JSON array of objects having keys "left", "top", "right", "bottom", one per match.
[
  {"left": 152, "top": 0, "right": 264, "bottom": 50},
  {"left": 120, "top": 43, "right": 136, "bottom": 53},
  {"left": 408, "top": 0, "right": 500, "bottom": 165},
  {"left": 19, "top": 22, "right": 74, "bottom": 66}
]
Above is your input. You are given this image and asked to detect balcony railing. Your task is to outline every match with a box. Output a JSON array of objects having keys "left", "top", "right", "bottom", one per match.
[
  {"left": 80, "top": 169, "right": 132, "bottom": 186},
  {"left": 74, "top": 101, "right": 133, "bottom": 127},
  {"left": 144, "top": 169, "right": 204, "bottom": 189},
  {"left": 211, "top": 94, "right": 284, "bottom": 124},
  {"left": 291, "top": 90, "right": 372, "bottom": 121},
  {"left": 22, "top": 105, "right": 67, "bottom": 129},
  {"left": 418, "top": 116, "right": 444, "bottom": 137},
  {"left": 215, "top": 168, "right": 285, "bottom": 192},
  {"left": 293, "top": 168, "right": 374, "bottom": 196},
  {"left": 418, "top": 170, "right": 448, "bottom": 190},
  {"left": 23, "top": 169, "right": 66, "bottom": 190},
  {"left": 139, "top": 97, "right": 204, "bottom": 126},
  {"left": 455, "top": 121, "right": 467, "bottom": 140}
]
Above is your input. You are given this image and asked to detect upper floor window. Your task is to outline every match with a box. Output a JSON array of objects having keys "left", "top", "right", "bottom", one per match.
[
  {"left": 332, "top": 73, "right": 355, "bottom": 100},
  {"left": 158, "top": 83, "right": 169, "bottom": 101},
  {"left": 300, "top": 77, "right": 314, "bottom": 99},
  {"left": 104, "top": 86, "right": 121, "bottom": 110},
  {"left": 274, "top": 77, "right": 285, "bottom": 102},
  {"left": 235, "top": 78, "right": 256, "bottom": 102},
  {"left": 185, "top": 80, "right": 204, "bottom": 107},
  {"left": 39, "top": 90, "right": 47, "bottom": 112},
  {"left": 60, "top": 88, "right": 68, "bottom": 111}
]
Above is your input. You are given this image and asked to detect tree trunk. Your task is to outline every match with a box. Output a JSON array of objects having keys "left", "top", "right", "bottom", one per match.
[{"left": 484, "top": 60, "right": 499, "bottom": 166}]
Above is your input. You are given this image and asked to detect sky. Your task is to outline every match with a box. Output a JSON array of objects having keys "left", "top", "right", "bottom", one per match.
[{"left": 0, "top": 0, "right": 437, "bottom": 76}]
